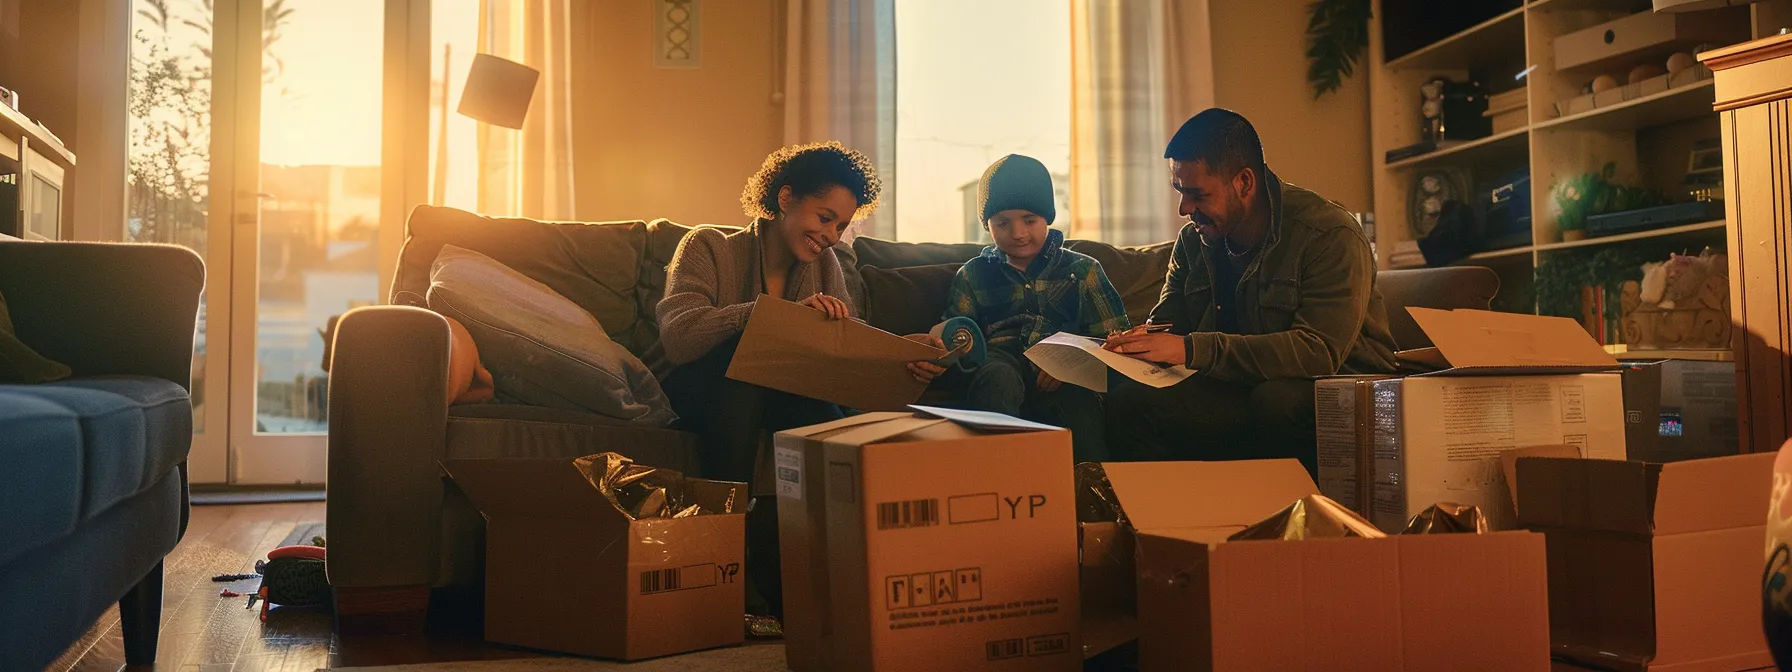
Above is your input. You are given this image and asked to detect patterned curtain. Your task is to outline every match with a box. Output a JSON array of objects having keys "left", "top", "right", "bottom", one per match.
[
  {"left": 475, "top": 0, "right": 577, "bottom": 220},
  {"left": 779, "top": 0, "right": 897, "bottom": 239},
  {"left": 1070, "top": 0, "right": 1212, "bottom": 246}
]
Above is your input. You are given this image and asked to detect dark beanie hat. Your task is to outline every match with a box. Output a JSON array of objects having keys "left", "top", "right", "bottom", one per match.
[{"left": 978, "top": 154, "right": 1055, "bottom": 224}]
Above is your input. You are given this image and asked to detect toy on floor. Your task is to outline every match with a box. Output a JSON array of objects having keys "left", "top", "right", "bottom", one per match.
[{"left": 250, "top": 543, "right": 330, "bottom": 622}]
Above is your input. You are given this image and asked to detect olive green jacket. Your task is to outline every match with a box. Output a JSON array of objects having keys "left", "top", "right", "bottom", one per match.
[{"left": 1151, "top": 169, "right": 1398, "bottom": 384}]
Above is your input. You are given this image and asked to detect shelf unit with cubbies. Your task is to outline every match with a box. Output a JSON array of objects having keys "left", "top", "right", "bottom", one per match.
[{"left": 1368, "top": 0, "right": 1792, "bottom": 320}]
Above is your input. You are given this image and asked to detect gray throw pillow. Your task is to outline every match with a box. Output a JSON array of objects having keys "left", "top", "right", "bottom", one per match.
[{"left": 426, "top": 245, "right": 677, "bottom": 426}]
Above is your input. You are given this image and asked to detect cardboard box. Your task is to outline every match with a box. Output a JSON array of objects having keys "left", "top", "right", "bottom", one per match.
[
  {"left": 775, "top": 408, "right": 1080, "bottom": 671},
  {"left": 1127, "top": 459, "right": 1551, "bottom": 671},
  {"left": 1554, "top": 11, "right": 1738, "bottom": 72},
  {"left": 442, "top": 458, "right": 747, "bottom": 661},
  {"left": 1318, "top": 309, "right": 1628, "bottom": 532},
  {"left": 726, "top": 296, "right": 943, "bottom": 412},
  {"left": 1517, "top": 453, "right": 1775, "bottom": 671},
  {"left": 1619, "top": 359, "right": 1740, "bottom": 463},
  {"left": 1078, "top": 520, "right": 1136, "bottom": 659}
]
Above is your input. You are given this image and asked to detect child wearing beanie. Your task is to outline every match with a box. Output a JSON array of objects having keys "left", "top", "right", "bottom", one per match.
[{"left": 935, "top": 154, "right": 1130, "bottom": 461}]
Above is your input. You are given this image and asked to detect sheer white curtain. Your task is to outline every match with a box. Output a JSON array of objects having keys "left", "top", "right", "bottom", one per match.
[
  {"left": 1070, "top": 0, "right": 1213, "bottom": 246},
  {"left": 475, "top": 0, "right": 576, "bottom": 220},
  {"left": 779, "top": 0, "right": 897, "bottom": 238}
]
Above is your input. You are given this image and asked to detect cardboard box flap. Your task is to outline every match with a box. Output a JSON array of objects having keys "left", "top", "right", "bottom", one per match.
[
  {"left": 821, "top": 409, "right": 1060, "bottom": 448},
  {"left": 442, "top": 458, "right": 616, "bottom": 521},
  {"left": 1652, "top": 452, "right": 1774, "bottom": 535},
  {"left": 1101, "top": 459, "right": 1317, "bottom": 532},
  {"left": 777, "top": 411, "right": 913, "bottom": 439},
  {"left": 1518, "top": 454, "right": 1775, "bottom": 535},
  {"left": 1407, "top": 308, "right": 1619, "bottom": 372}
]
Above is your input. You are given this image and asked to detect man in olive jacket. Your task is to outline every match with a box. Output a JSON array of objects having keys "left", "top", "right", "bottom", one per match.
[{"left": 1103, "top": 109, "right": 1397, "bottom": 472}]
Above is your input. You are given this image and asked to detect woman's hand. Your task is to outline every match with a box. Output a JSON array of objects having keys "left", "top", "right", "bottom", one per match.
[
  {"left": 799, "top": 292, "right": 850, "bottom": 320},
  {"left": 904, "top": 333, "right": 947, "bottom": 384},
  {"left": 1036, "top": 369, "right": 1062, "bottom": 392},
  {"left": 1102, "top": 331, "right": 1185, "bottom": 366}
]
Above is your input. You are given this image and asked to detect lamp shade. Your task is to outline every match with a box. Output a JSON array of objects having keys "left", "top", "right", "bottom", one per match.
[{"left": 458, "top": 53, "right": 540, "bottom": 129}]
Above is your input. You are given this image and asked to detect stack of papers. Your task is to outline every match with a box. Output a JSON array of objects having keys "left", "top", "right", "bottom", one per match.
[{"left": 1024, "top": 332, "right": 1195, "bottom": 393}]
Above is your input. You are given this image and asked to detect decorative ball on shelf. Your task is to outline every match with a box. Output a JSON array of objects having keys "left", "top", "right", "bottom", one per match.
[
  {"left": 1629, "top": 64, "right": 1667, "bottom": 84},
  {"left": 1666, "top": 52, "right": 1697, "bottom": 75},
  {"left": 1591, "top": 74, "right": 1620, "bottom": 93}
]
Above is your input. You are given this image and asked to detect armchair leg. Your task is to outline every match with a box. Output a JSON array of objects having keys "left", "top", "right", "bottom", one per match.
[{"left": 119, "top": 561, "right": 165, "bottom": 666}]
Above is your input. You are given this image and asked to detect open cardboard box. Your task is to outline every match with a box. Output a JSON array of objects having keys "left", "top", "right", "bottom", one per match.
[
  {"left": 1318, "top": 308, "right": 1627, "bottom": 532},
  {"left": 442, "top": 458, "right": 747, "bottom": 661},
  {"left": 775, "top": 408, "right": 1080, "bottom": 671},
  {"left": 1517, "top": 452, "right": 1775, "bottom": 671},
  {"left": 1125, "top": 459, "right": 1551, "bottom": 672}
]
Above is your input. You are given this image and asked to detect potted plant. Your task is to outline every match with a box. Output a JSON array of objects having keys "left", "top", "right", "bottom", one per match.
[{"left": 1552, "top": 163, "right": 1667, "bottom": 242}]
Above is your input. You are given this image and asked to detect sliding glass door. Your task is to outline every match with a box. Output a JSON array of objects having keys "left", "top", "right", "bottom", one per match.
[{"left": 127, "top": 0, "right": 388, "bottom": 483}]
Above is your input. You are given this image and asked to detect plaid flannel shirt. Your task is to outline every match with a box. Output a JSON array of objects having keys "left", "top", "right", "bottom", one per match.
[{"left": 943, "top": 228, "right": 1132, "bottom": 356}]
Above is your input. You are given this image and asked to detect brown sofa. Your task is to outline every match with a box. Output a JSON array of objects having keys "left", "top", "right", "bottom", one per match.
[{"left": 324, "top": 205, "right": 1497, "bottom": 628}]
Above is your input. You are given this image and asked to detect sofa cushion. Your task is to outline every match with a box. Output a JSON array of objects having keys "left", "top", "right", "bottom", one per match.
[
  {"left": 861, "top": 263, "right": 962, "bottom": 336},
  {"left": 446, "top": 404, "right": 701, "bottom": 473},
  {"left": 851, "top": 236, "right": 984, "bottom": 270},
  {"left": 393, "top": 205, "right": 655, "bottom": 358},
  {"left": 0, "top": 376, "right": 190, "bottom": 566},
  {"left": 1062, "top": 239, "right": 1175, "bottom": 324},
  {"left": 427, "top": 245, "right": 677, "bottom": 426}
]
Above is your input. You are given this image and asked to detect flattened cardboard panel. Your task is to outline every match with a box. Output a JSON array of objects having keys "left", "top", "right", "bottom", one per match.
[
  {"left": 1209, "top": 538, "right": 1403, "bottom": 671},
  {"left": 1652, "top": 453, "right": 1775, "bottom": 535},
  {"left": 1397, "top": 533, "right": 1550, "bottom": 670},
  {"left": 1501, "top": 445, "right": 1583, "bottom": 519},
  {"left": 441, "top": 458, "right": 615, "bottom": 521},
  {"left": 1651, "top": 528, "right": 1772, "bottom": 669},
  {"left": 1407, "top": 308, "right": 1618, "bottom": 370},
  {"left": 1135, "top": 533, "right": 1216, "bottom": 672},
  {"left": 821, "top": 415, "right": 952, "bottom": 449},
  {"left": 726, "top": 296, "right": 941, "bottom": 411},
  {"left": 484, "top": 517, "right": 628, "bottom": 659},
  {"left": 1542, "top": 531, "right": 1657, "bottom": 668},
  {"left": 1101, "top": 459, "right": 1317, "bottom": 532},
  {"left": 1516, "top": 458, "right": 1659, "bottom": 534}
]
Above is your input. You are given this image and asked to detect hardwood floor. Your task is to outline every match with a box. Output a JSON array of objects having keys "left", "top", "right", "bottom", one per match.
[{"left": 48, "top": 502, "right": 537, "bottom": 672}]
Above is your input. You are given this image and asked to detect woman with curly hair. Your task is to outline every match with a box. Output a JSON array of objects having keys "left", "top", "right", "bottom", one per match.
[{"left": 656, "top": 142, "right": 883, "bottom": 617}]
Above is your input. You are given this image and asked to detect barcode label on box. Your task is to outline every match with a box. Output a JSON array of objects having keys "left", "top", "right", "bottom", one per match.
[
  {"left": 877, "top": 498, "right": 940, "bottom": 530},
  {"left": 774, "top": 446, "right": 803, "bottom": 501},
  {"left": 638, "top": 563, "right": 722, "bottom": 595},
  {"left": 986, "top": 638, "right": 1024, "bottom": 660}
]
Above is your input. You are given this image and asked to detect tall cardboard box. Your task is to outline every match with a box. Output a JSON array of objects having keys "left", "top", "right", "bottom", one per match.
[
  {"left": 1127, "top": 459, "right": 1551, "bottom": 671},
  {"left": 1619, "top": 359, "right": 1740, "bottom": 463},
  {"left": 775, "top": 409, "right": 1080, "bottom": 671},
  {"left": 1318, "top": 308, "right": 1628, "bottom": 532},
  {"left": 442, "top": 458, "right": 746, "bottom": 661},
  {"left": 1517, "top": 453, "right": 1775, "bottom": 671}
]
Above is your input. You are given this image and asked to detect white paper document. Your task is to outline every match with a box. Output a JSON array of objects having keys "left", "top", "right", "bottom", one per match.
[{"left": 1023, "top": 332, "right": 1195, "bottom": 393}]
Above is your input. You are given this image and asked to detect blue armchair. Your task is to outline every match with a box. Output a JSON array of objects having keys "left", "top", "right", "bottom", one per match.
[{"left": 0, "top": 240, "right": 204, "bottom": 671}]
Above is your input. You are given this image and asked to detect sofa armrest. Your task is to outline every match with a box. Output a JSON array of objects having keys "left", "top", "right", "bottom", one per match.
[
  {"left": 326, "top": 305, "right": 452, "bottom": 589},
  {"left": 0, "top": 241, "right": 204, "bottom": 391}
]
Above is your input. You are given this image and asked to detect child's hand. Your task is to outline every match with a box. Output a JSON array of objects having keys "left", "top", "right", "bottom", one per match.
[
  {"left": 1036, "top": 369, "right": 1062, "bottom": 392},
  {"left": 904, "top": 333, "right": 947, "bottom": 383},
  {"left": 799, "top": 293, "right": 849, "bottom": 320}
]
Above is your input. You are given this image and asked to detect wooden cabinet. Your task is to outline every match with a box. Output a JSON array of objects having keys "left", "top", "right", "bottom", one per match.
[
  {"left": 0, "top": 102, "right": 74, "bottom": 240},
  {"left": 1703, "top": 33, "right": 1792, "bottom": 453}
]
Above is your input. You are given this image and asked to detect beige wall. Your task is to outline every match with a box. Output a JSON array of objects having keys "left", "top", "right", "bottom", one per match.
[
  {"left": 0, "top": 0, "right": 80, "bottom": 152},
  {"left": 1207, "top": 0, "right": 1371, "bottom": 212},
  {"left": 571, "top": 0, "right": 782, "bottom": 226}
]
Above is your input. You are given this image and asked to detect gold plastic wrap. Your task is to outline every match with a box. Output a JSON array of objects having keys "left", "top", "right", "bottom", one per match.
[
  {"left": 1075, "top": 462, "right": 1125, "bottom": 524},
  {"left": 571, "top": 453, "right": 733, "bottom": 520},
  {"left": 1227, "top": 494, "right": 1386, "bottom": 541},
  {"left": 1400, "top": 502, "right": 1488, "bottom": 535}
]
